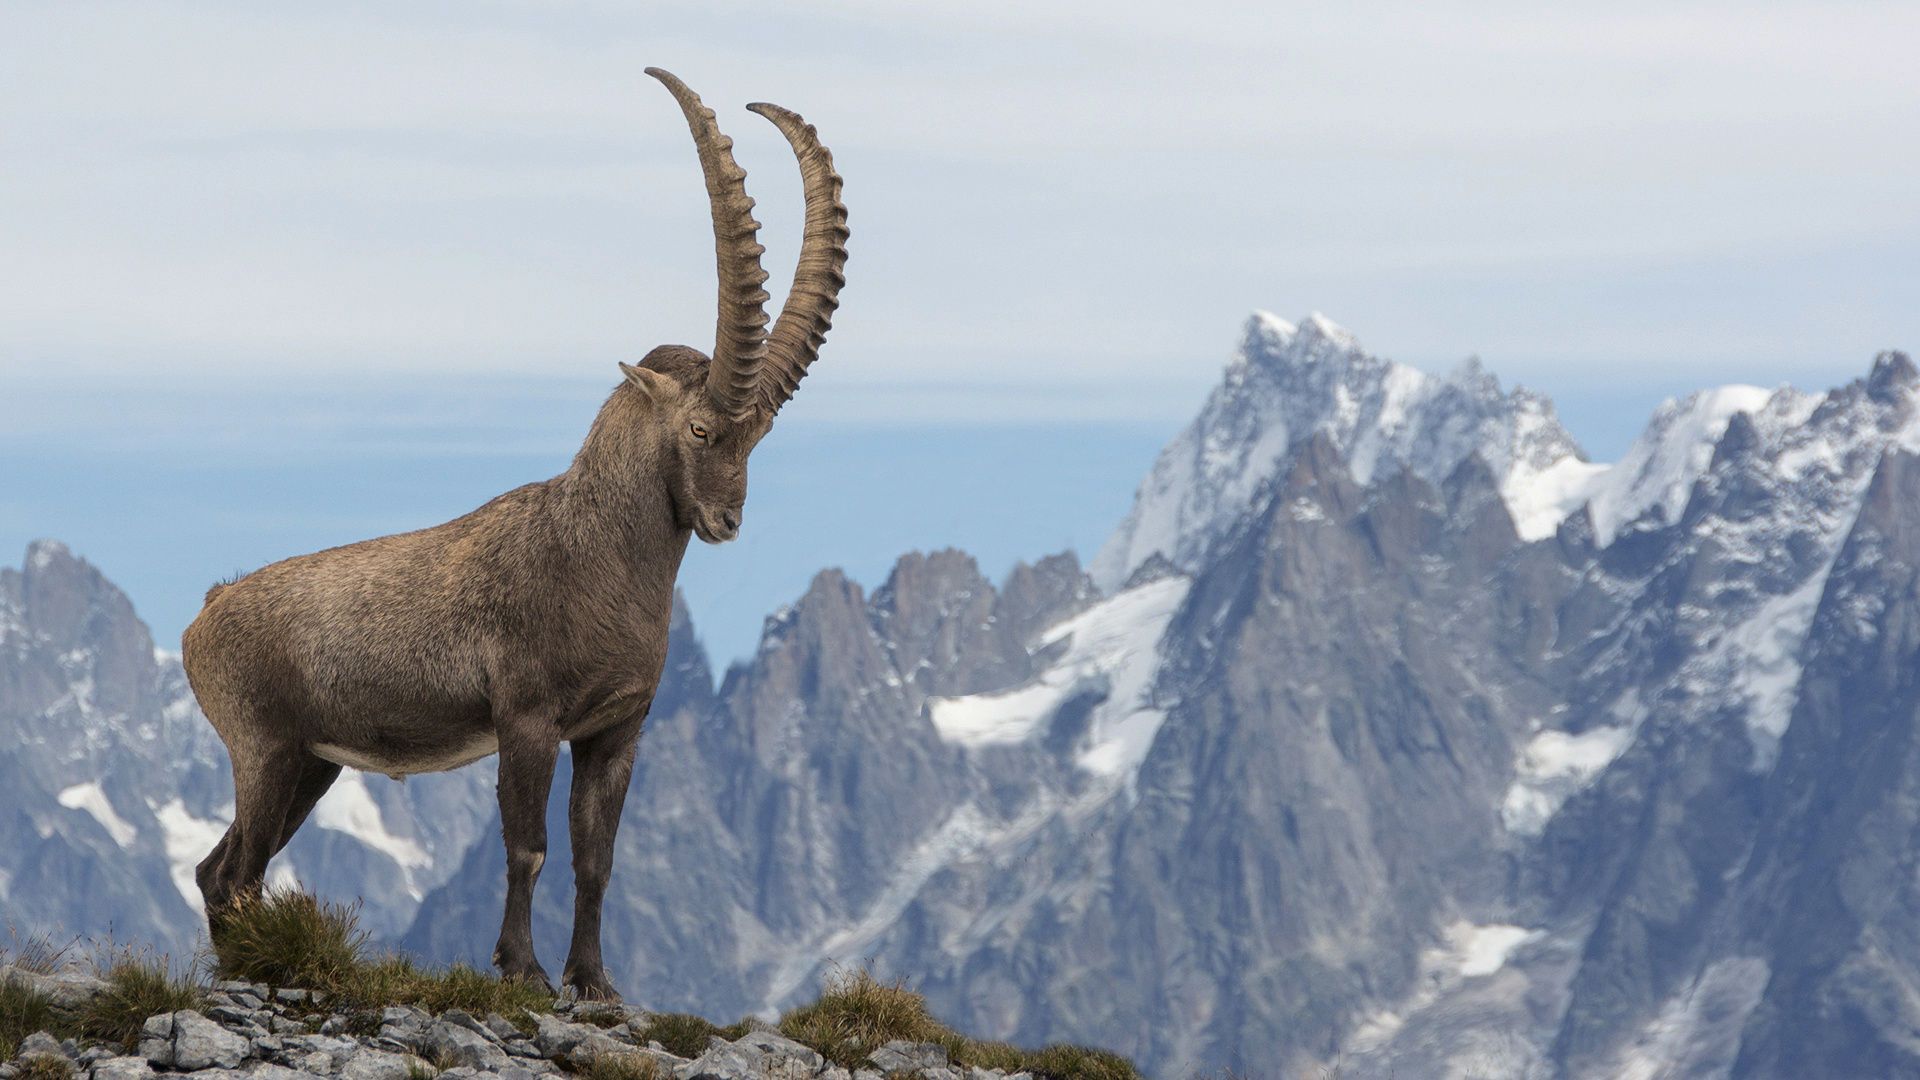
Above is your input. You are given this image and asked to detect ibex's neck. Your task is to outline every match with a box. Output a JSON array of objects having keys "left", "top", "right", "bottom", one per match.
[{"left": 558, "top": 387, "right": 692, "bottom": 589}]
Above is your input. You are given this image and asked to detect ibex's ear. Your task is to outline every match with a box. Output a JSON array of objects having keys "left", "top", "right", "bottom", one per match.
[{"left": 620, "top": 361, "right": 675, "bottom": 405}]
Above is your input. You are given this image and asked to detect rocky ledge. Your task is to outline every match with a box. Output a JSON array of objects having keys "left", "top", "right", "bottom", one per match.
[{"left": 0, "top": 969, "right": 1032, "bottom": 1080}]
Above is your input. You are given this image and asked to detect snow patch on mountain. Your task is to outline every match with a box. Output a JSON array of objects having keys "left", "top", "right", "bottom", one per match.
[
  {"left": 313, "top": 771, "right": 432, "bottom": 897},
  {"left": 1584, "top": 385, "right": 1797, "bottom": 545},
  {"left": 1436, "top": 921, "right": 1543, "bottom": 980},
  {"left": 1501, "top": 722, "right": 1637, "bottom": 836},
  {"left": 929, "top": 575, "right": 1189, "bottom": 781},
  {"left": 56, "top": 781, "right": 136, "bottom": 848},
  {"left": 1613, "top": 957, "right": 1769, "bottom": 1080},
  {"left": 152, "top": 797, "right": 228, "bottom": 913}
]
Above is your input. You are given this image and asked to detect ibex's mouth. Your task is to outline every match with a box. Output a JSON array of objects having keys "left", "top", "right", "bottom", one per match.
[{"left": 693, "top": 516, "right": 739, "bottom": 544}]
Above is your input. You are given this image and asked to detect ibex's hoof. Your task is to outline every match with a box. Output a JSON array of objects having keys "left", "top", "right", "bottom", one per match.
[
  {"left": 564, "top": 969, "right": 622, "bottom": 1002},
  {"left": 494, "top": 950, "right": 555, "bottom": 994}
]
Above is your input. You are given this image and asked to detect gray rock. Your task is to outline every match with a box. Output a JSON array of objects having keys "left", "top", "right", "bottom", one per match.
[
  {"left": 1, "top": 968, "right": 108, "bottom": 1012},
  {"left": 482, "top": 1016, "right": 521, "bottom": 1043},
  {"left": 420, "top": 1022, "right": 508, "bottom": 1072},
  {"left": 138, "top": 1014, "right": 176, "bottom": 1068},
  {"left": 73, "top": 1049, "right": 110, "bottom": 1069},
  {"left": 268, "top": 1016, "right": 310, "bottom": 1037},
  {"left": 170, "top": 1012, "right": 252, "bottom": 1071},
  {"left": 674, "top": 1039, "right": 767, "bottom": 1080},
  {"left": 206, "top": 1005, "right": 261, "bottom": 1028},
  {"left": 529, "top": 1016, "right": 594, "bottom": 1058},
  {"left": 733, "top": 1030, "right": 824, "bottom": 1073},
  {"left": 920, "top": 1068, "right": 963, "bottom": 1080},
  {"left": 820, "top": 1067, "right": 851, "bottom": 1080},
  {"left": 336, "top": 1049, "right": 418, "bottom": 1080},
  {"left": 89, "top": 1056, "right": 156, "bottom": 1080},
  {"left": 502, "top": 1039, "right": 540, "bottom": 1059},
  {"left": 851, "top": 1070, "right": 883, "bottom": 1080},
  {"left": 868, "top": 1041, "right": 947, "bottom": 1074},
  {"left": 273, "top": 990, "right": 312, "bottom": 1005},
  {"left": 379, "top": 1007, "right": 428, "bottom": 1031},
  {"left": 17, "top": 1033, "right": 68, "bottom": 1060},
  {"left": 240, "top": 1066, "right": 311, "bottom": 1080},
  {"left": 437, "top": 1012, "right": 495, "bottom": 1043},
  {"left": 293, "top": 1053, "right": 332, "bottom": 1075}
]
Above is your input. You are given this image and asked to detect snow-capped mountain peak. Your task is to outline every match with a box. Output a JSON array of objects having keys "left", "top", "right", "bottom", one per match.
[{"left": 1091, "top": 311, "right": 1591, "bottom": 589}]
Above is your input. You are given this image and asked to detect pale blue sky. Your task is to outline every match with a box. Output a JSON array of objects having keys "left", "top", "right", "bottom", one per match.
[{"left": 3, "top": 2, "right": 1917, "bottom": 662}]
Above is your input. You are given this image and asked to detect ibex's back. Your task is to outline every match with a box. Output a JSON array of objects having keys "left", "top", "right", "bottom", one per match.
[{"left": 180, "top": 69, "right": 847, "bottom": 1002}]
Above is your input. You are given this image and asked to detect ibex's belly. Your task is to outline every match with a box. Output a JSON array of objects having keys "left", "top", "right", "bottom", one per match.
[{"left": 311, "top": 728, "right": 499, "bottom": 777}]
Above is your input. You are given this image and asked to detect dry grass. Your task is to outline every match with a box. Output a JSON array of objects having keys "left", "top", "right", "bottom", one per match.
[
  {"left": 13, "top": 1054, "right": 74, "bottom": 1080},
  {"left": 210, "top": 891, "right": 368, "bottom": 989},
  {"left": 572, "top": 1004, "right": 628, "bottom": 1030},
  {"left": 573, "top": 1052, "right": 667, "bottom": 1080},
  {"left": 777, "top": 967, "right": 1142, "bottom": 1080},
  {"left": 632, "top": 1013, "right": 750, "bottom": 1059},
  {"left": 0, "top": 977, "right": 63, "bottom": 1060},
  {"left": 76, "top": 958, "right": 203, "bottom": 1048},
  {"left": 209, "top": 889, "right": 552, "bottom": 1020},
  {"left": 2, "top": 932, "right": 74, "bottom": 977}
]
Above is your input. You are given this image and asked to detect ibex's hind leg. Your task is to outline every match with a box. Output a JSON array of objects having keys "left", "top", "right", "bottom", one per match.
[
  {"left": 274, "top": 755, "right": 343, "bottom": 851},
  {"left": 492, "top": 726, "right": 559, "bottom": 992},
  {"left": 561, "top": 713, "right": 645, "bottom": 1000},
  {"left": 196, "top": 736, "right": 309, "bottom": 920}
]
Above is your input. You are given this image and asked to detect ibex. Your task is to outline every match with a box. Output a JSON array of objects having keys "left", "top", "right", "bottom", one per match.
[{"left": 180, "top": 69, "right": 847, "bottom": 1000}]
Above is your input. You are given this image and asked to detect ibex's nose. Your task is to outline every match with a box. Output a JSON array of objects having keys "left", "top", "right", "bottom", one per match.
[{"left": 721, "top": 508, "right": 741, "bottom": 533}]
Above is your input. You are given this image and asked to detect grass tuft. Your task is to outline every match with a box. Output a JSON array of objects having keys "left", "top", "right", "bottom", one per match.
[
  {"left": 1022, "top": 1044, "right": 1141, "bottom": 1080},
  {"left": 78, "top": 959, "right": 202, "bottom": 1048},
  {"left": 779, "top": 968, "right": 944, "bottom": 1068},
  {"left": 14, "top": 1054, "right": 74, "bottom": 1080},
  {"left": 573, "top": 1004, "right": 627, "bottom": 1030},
  {"left": 775, "top": 967, "right": 1141, "bottom": 1080},
  {"left": 209, "top": 889, "right": 553, "bottom": 1021},
  {"left": 2, "top": 933, "right": 73, "bottom": 978},
  {"left": 634, "top": 1013, "right": 749, "bottom": 1060},
  {"left": 211, "top": 891, "right": 367, "bottom": 989},
  {"left": 573, "top": 1052, "right": 666, "bottom": 1080},
  {"left": 0, "top": 977, "right": 62, "bottom": 1061}
]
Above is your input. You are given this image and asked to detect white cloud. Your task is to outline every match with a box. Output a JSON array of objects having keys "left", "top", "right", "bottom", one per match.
[{"left": 1, "top": 1, "right": 1915, "bottom": 391}]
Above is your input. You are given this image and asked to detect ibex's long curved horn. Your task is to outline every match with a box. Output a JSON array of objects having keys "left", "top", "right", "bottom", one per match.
[
  {"left": 745, "top": 101, "right": 848, "bottom": 414},
  {"left": 646, "top": 67, "right": 769, "bottom": 422}
]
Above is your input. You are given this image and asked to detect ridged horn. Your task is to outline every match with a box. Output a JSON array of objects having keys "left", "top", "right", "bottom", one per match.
[
  {"left": 745, "top": 101, "right": 848, "bottom": 413},
  {"left": 646, "top": 67, "right": 769, "bottom": 421}
]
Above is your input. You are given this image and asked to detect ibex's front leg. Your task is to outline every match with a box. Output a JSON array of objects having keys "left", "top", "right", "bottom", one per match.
[
  {"left": 493, "top": 722, "right": 559, "bottom": 991},
  {"left": 560, "top": 711, "right": 645, "bottom": 1000}
]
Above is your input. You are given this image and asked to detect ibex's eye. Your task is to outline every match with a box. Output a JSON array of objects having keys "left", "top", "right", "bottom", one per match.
[{"left": 690, "top": 423, "right": 709, "bottom": 441}]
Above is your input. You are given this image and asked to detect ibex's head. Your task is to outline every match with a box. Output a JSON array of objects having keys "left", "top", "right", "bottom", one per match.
[{"left": 622, "top": 68, "right": 848, "bottom": 545}]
